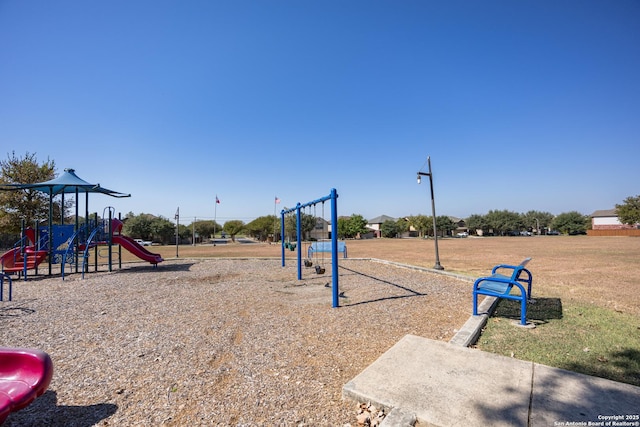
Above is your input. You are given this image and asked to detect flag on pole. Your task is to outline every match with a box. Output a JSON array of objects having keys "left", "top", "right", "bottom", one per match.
[
  {"left": 216, "top": 196, "right": 220, "bottom": 204},
  {"left": 275, "top": 196, "right": 281, "bottom": 204}
]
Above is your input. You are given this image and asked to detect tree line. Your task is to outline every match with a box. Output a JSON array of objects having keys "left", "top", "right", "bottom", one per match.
[{"left": 2, "top": 153, "right": 640, "bottom": 246}]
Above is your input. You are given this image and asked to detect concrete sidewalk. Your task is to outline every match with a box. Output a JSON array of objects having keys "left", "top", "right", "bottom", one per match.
[
  {"left": 342, "top": 267, "right": 640, "bottom": 426},
  {"left": 342, "top": 271, "right": 640, "bottom": 427},
  {"left": 343, "top": 334, "right": 640, "bottom": 426}
]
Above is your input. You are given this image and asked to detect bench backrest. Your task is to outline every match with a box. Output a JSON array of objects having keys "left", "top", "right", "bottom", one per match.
[
  {"left": 519, "top": 257, "right": 532, "bottom": 267},
  {"left": 507, "top": 257, "right": 532, "bottom": 280},
  {"left": 310, "top": 241, "right": 346, "bottom": 252}
]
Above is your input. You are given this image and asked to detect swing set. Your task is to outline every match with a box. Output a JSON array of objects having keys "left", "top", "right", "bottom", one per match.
[
  {"left": 300, "top": 203, "right": 328, "bottom": 273},
  {"left": 280, "top": 188, "right": 341, "bottom": 307}
]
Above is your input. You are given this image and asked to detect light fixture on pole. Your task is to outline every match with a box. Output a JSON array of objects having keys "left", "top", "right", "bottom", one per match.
[{"left": 417, "top": 156, "right": 444, "bottom": 270}]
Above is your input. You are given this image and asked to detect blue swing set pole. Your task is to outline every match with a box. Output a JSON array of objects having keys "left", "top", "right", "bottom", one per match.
[
  {"left": 280, "top": 189, "right": 340, "bottom": 307},
  {"left": 108, "top": 209, "right": 113, "bottom": 272},
  {"left": 296, "top": 203, "right": 302, "bottom": 280},
  {"left": 280, "top": 211, "right": 286, "bottom": 267},
  {"left": 330, "top": 188, "right": 339, "bottom": 308}
]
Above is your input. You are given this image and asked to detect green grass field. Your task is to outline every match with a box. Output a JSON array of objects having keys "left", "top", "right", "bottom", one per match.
[{"left": 476, "top": 298, "right": 640, "bottom": 386}]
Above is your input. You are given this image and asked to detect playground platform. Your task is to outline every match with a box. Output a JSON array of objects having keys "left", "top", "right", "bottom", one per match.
[{"left": 343, "top": 293, "right": 640, "bottom": 427}]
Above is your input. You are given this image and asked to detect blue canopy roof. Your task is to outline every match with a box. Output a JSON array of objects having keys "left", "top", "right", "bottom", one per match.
[{"left": 0, "top": 168, "right": 130, "bottom": 198}]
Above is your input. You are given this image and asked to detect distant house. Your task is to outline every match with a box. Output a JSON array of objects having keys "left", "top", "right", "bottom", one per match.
[
  {"left": 450, "top": 216, "right": 468, "bottom": 235},
  {"left": 366, "top": 215, "right": 397, "bottom": 238},
  {"left": 588, "top": 209, "right": 640, "bottom": 236},
  {"left": 591, "top": 209, "right": 624, "bottom": 230},
  {"left": 310, "top": 217, "right": 330, "bottom": 240}
]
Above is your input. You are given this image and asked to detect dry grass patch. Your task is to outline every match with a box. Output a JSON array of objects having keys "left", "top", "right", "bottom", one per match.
[{"left": 142, "top": 236, "right": 640, "bottom": 315}]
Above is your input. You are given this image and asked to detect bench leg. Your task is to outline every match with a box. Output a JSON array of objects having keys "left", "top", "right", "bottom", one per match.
[
  {"left": 472, "top": 292, "right": 479, "bottom": 315},
  {"left": 520, "top": 296, "right": 527, "bottom": 325}
]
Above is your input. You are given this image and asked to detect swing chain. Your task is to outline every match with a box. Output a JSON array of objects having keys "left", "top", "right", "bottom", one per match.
[{"left": 315, "top": 201, "right": 326, "bottom": 274}]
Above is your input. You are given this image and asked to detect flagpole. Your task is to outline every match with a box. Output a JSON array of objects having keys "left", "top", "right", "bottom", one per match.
[{"left": 274, "top": 196, "right": 280, "bottom": 243}]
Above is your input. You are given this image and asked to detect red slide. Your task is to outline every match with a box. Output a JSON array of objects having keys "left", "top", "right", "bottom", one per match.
[
  {"left": 112, "top": 235, "right": 163, "bottom": 265},
  {"left": 1, "top": 228, "right": 47, "bottom": 274},
  {"left": 1, "top": 247, "right": 48, "bottom": 273}
]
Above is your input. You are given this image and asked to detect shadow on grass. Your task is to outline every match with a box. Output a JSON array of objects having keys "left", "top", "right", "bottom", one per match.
[
  {"left": 486, "top": 299, "right": 640, "bottom": 387},
  {"left": 338, "top": 265, "right": 425, "bottom": 306},
  {"left": 475, "top": 300, "right": 640, "bottom": 423},
  {"left": 493, "top": 297, "right": 563, "bottom": 325},
  {"left": 5, "top": 390, "right": 117, "bottom": 427},
  {"left": 563, "top": 348, "right": 640, "bottom": 387}
]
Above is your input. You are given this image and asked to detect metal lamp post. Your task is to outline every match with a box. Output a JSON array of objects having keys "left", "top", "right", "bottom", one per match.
[
  {"left": 417, "top": 156, "right": 444, "bottom": 270},
  {"left": 175, "top": 207, "right": 179, "bottom": 258}
]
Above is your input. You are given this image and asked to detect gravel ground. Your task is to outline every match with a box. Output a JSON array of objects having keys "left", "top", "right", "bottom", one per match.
[{"left": 1, "top": 258, "right": 471, "bottom": 426}]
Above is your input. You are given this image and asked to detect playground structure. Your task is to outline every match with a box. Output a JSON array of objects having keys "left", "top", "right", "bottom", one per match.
[
  {"left": 1, "top": 211, "right": 164, "bottom": 280},
  {"left": 281, "top": 188, "right": 342, "bottom": 308},
  {"left": 61, "top": 213, "right": 164, "bottom": 279},
  {"left": 0, "top": 168, "right": 163, "bottom": 280}
]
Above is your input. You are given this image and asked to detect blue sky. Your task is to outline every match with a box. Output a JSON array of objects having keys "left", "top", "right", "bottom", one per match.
[{"left": 1, "top": 1, "right": 639, "bottom": 224}]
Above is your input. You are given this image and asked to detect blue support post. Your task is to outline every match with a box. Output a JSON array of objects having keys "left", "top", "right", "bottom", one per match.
[
  {"left": 0, "top": 273, "right": 12, "bottom": 301},
  {"left": 280, "top": 189, "right": 340, "bottom": 307},
  {"left": 118, "top": 212, "right": 123, "bottom": 270},
  {"left": 108, "top": 210, "right": 113, "bottom": 272},
  {"left": 330, "top": 188, "right": 339, "bottom": 308},
  {"left": 21, "top": 219, "right": 27, "bottom": 280},
  {"left": 296, "top": 203, "right": 302, "bottom": 280},
  {"left": 281, "top": 212, "right": 286, "bottom": 267}
]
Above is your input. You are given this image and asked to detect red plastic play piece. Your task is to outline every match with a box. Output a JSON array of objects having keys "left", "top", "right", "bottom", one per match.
[{"left": 0, "top": 348, "right": 53, "bottom": 424}]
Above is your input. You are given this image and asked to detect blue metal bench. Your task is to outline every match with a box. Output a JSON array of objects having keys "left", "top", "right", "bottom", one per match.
[
  {"left": 473, "top": 258, "right": 533, "bottom": 325},
  {"left": 308, "top": 241, "right": 348, "bottom": 259}
]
